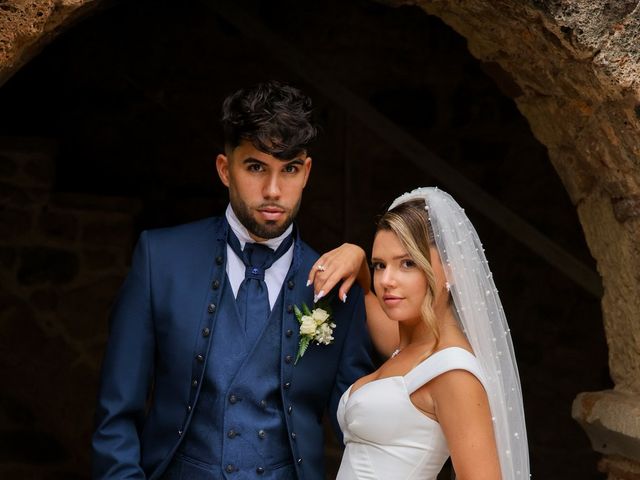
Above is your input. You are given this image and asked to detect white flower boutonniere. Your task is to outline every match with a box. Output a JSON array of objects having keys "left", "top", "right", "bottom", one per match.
[{"left": 294, "top": 301, "right": 336, "bottom": 365}]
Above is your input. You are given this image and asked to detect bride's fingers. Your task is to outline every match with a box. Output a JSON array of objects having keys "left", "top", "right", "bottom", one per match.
[
  {"left": 338, "top": 276, "right": 356, "bottom": 303},
  {"left": 308, "top": 255, "right": 330, "bottom": 286}
]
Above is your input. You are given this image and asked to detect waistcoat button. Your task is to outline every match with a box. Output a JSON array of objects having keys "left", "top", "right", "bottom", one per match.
[
  {"left": 207, "top": 303, "right": 216, "bottom": 313},
  {"left": 229, "top": 394, "right": 238, "bottom": 404},
  {"left": 258, "top": 429, "right": 266, "bottom": 439},
  {"left": 191, "top": 379, "right": 198, "bottom": 387},
  {"left": 297, "top": 458, "right": 303, "bottom": 464},
  {"left": 211, "top": 280, "right": 220, "bottom": 290},
  {"left": 291, "top": 432, "right": 297, "bottom": 439},
  {"left": 287, "top": 304, "right": 293, "bottom": 313},
  {"left": 227, "top": 429, "right": 237, "bottom": 438},
  {"left": 283, "top": 382, "right": 291, "bottom": 389},
  {"left": 216, "top": 256, "right": 223, "bottom": 265},
  {"left": 285, "top": 355, "right": 293, "bottom": 364},
  {"left": 287, "top": 280, "right": 295, "bottom": 289},
  {"left": 256, "top": 466, "right": 265, "bottom": 474},
  {"left": 287, "top": 405, "right": 292, "bottom": 414},
  {"left": 225, "top": 464, "right": 235, "bottom": 473},
  {"left": 196, "top": 354, "right": 204, "bottom": 363},
  {"left": 286, "top": 329, "right": 293, "bottom": 337},
  {"left": 202, "top": 327, "right": 210, "bottom": 337}
]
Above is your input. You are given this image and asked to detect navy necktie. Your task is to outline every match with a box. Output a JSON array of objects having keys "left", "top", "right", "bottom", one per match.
[{"left": 227, "top": 229, "right": 294, "bottom": 343}]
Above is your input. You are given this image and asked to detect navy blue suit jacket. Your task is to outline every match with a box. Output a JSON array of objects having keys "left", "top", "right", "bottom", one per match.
[{"left": 92, "top": 217, "right": 374, "bottom": 479}]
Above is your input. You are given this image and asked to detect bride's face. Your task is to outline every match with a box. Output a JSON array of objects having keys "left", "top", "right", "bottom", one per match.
[{"left": 371, "top": 230, "right": 429, "bottom": 325}]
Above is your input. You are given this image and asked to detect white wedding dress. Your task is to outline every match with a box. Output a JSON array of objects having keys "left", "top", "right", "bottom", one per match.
[{"left": 336, "top": 347, "right": 487, "bottom": 480}]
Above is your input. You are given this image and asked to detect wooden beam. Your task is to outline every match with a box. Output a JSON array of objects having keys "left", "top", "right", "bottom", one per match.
[{"left": 200, "top": 0, "right": 602, "bottom": 298}]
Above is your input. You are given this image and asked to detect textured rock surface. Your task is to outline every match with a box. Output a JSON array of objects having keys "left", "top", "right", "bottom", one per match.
[{"left": 0, "top": 0, "right": 106, "bottom": 87}]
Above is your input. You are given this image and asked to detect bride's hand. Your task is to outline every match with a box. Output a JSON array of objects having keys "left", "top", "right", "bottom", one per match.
[{"left": 307, "top": 243, "right": 370, "bottom": 303}]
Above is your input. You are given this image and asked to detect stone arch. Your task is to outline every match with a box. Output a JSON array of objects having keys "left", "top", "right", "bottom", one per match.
[
  {"left": 376, "top": 2, "right": 640, "bottom": 477},
  {"left": 1, "top": 1, "right": 638, "bottom": 478}
]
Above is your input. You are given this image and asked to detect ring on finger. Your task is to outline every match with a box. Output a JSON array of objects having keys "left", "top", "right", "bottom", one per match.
[{"left": 316, "top": 264, "right": 326, "bottom": 272}]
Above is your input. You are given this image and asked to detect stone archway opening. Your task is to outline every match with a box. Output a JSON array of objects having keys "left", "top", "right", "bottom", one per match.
[{"left": 1, "top": 1, "right": 633, "bottom": 479}]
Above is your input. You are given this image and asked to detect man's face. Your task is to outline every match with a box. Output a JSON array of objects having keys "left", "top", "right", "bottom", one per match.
[{"left": 216, "top": 141, "right": 312, "bottom": 241}]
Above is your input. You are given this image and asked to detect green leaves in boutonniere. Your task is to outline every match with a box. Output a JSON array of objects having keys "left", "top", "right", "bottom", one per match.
[{"left": 293, "top": 299, "right": 336, "bottom": 365}]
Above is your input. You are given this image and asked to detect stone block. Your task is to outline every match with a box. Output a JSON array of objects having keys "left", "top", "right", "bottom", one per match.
[
  {"left": 16, "top": 247, "right": 78, "bottom": 286},
  {"left": 37, "top": 209, "right": 79, "bottom": 243},
  {"left": 82, "top": 248, "right": 119, "bottom": 271},
  {"left": 0, "top": 207, "right": 34, "bottom": 241},
  {"left": 57, "top": 274, "right": 123, "bottom": 340},
  {"left": 573, "top": 390, "right": 640, "bottom": 463}
]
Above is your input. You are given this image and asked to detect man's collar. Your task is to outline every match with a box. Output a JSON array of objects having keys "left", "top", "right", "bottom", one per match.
[{"left": 225, "top": 204, "right": 293, "bottom": 250}]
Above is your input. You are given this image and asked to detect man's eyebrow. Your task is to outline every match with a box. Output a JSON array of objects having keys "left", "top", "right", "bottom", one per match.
[{"left": 242, "top": 157, "right": 266, "bottom": 164}]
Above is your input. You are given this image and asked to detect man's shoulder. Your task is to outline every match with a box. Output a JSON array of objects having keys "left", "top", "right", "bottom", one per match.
[{"left": 143, "top": 216, "right": 225, "bottom": 247}]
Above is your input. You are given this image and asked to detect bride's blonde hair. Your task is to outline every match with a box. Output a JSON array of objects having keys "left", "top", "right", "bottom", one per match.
[{"left": 376, "top": 199, "right": 441, "bottom": 353}]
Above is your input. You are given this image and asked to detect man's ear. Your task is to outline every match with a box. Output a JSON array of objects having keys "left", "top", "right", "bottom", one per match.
[
  {"left": 302, "top": 156, "right": 312, "bottom": 187},
  {"left": 216, "top": 154, "right": 230, "bottom": 187}
]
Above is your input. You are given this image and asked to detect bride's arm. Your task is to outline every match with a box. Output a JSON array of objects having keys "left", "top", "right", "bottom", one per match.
[
  {"left": 308, "top": 243, "right": 399, "bottom": 357},
  {"left": 415, "top": 370, "right": 502, "bottom": 480}
]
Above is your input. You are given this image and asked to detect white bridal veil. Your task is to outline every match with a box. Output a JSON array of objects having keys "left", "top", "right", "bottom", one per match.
[{"left": 389, "top": 187, "right": 530, "bottom": 480}]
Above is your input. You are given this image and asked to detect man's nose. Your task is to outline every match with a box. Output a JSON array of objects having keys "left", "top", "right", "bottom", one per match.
[{"left": 263, "top": 172, "right": 281, "bottom": 199}]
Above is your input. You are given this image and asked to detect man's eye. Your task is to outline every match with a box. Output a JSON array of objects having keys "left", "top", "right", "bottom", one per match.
[
  {"left": 248, "top": 164, "right": 264, "bottom": 172},
  {"left": 283, "top": 164, "right": 299, "bottom": 173}
]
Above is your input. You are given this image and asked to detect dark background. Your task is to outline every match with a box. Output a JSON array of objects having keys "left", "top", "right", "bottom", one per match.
[{"left": 0, "top": 0, "right": 609, "bottom": 478}]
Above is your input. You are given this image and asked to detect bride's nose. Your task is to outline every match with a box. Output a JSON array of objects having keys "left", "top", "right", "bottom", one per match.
[{"left": 378, "top": 267, "right": 397, "bottom": 288}]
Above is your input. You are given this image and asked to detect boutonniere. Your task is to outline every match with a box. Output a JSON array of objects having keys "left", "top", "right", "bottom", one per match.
[{"left": 293, "top": 300, "right": 336, "bottom": 365}]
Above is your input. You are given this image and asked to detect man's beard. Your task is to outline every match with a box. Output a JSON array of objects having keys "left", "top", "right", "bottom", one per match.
[{"left": 231, "top": 196, "right": 300, "bottom": 239}]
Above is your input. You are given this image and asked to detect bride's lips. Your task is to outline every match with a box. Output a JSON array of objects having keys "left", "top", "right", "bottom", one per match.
[
  {"left": 257, "top": 207, "right": 285, "bottom": 221},
  {"left": 383, "top": 294, "right": 403, "bottom": 306}
]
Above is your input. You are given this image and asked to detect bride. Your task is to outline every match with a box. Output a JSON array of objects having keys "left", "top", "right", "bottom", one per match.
[{"left": 309, "top": 188, "right": 529, "bottom": 480}]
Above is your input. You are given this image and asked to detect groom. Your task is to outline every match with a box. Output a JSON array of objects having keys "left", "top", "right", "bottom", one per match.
[{"left": 91, "top": 80, "right": 373, "bottom": 480}]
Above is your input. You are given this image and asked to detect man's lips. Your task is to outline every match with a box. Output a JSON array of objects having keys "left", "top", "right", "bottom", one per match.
[{"left": 258, "top": 207, "right": 285, "bottom": 221}]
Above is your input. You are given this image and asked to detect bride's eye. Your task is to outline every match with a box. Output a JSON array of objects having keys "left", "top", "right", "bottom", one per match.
[
  {"left": 401, "top": 259, "right": 416, "bottom": 269},
  {"left": 370, "top": 262, "right": 384, "bottom": 271}
]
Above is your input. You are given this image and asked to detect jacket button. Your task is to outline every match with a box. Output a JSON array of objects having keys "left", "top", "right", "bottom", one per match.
[
  {"left": 202, "top": 327, "right": 210, "bottom": 337},
  {"left": 229, "top": 394, "right": 238, "bottom": 404},
  {"left": 286, "top": 329, "right": 293, "bottom": 337},
  {"left": 285, "top": 355, "right": 293, "bottom": 364},
  {"left": 227, "top": 429, "right": 237, "bottom": 438},
  {"left": 225, "top": 464, "right": 235, "bottom": 473},
  {"left": 287, "top": 280, "right": 295, "bottom": 289},
  {"left": 283, "top": 382, "right": 291, "bottom": 389},
  {"left": 256, "top": 466, "right": 265, "bottom": 474},
  {"left": 177, "top": 429, "right": 183, "bottom": 437},
  {"left": 216, "top": 256, "right": 223, "bottom": 265},
  {"left": 207, "top": 303, "right": 216, "bottom": 313},
  {"left": 297, "top": 458, "right": 303, "bottom": 464},
  {"left": 187, "top": 405, "right": 192, "bottom": 412},
  {"left": 291, "top": 432, "right": 297, "bottom": 440},
  {"left": 195, "top": 354, "right": 204, "bottom": 363},
  {"left": 258, "top": 429, "right": 266, "bottom": 439},
  {"left": 287, "top": 304, "right": 293, "bottom": 313},
  {"left": 191, "top": 379, "right": 198, "bottom": 387},
  {"left": 287, "top": 405, "right": 292, "bottom": 414},
  {"left": 211, "top": 280, "right": 220, "bottom": 290}
]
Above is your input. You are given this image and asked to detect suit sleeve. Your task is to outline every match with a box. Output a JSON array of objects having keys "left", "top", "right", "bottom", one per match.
[
  {"left": 92, "top": 231, "right": 155, "bottom": 479},
  {"left": 328, "top": 284, "right": 374, "bottom": 441}
]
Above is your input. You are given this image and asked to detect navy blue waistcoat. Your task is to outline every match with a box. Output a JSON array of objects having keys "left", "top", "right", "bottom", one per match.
[{"left": 165, "top": 273, "right": 294, "bottom": 479}]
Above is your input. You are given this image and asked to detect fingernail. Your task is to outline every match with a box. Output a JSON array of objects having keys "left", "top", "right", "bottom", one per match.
[
  {"left": 306, "top": 279, "right": 311, "bottom": 287},
  {"left": 317, "top": 290, "right": 325, "bottom": 301},
  {"left": 342, "top": 293, "right": 347, "bottom": 303},
  {"left": 313, "top": 293, "right": 319, "bottom": 303}
]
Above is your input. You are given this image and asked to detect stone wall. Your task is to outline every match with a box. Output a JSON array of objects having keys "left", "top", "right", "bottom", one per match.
[{"left": 0, "top": 136, "right": 138, "bottom": 477}]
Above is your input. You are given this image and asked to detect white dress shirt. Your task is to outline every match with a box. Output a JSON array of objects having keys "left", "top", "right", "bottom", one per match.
[{"left": 225, "top": 204, "right": 295, "bottom": 309}]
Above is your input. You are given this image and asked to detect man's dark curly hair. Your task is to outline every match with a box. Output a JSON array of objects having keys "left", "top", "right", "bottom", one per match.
[{"left": 221, "top": 80, "right": 318, "bottom": 160}]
